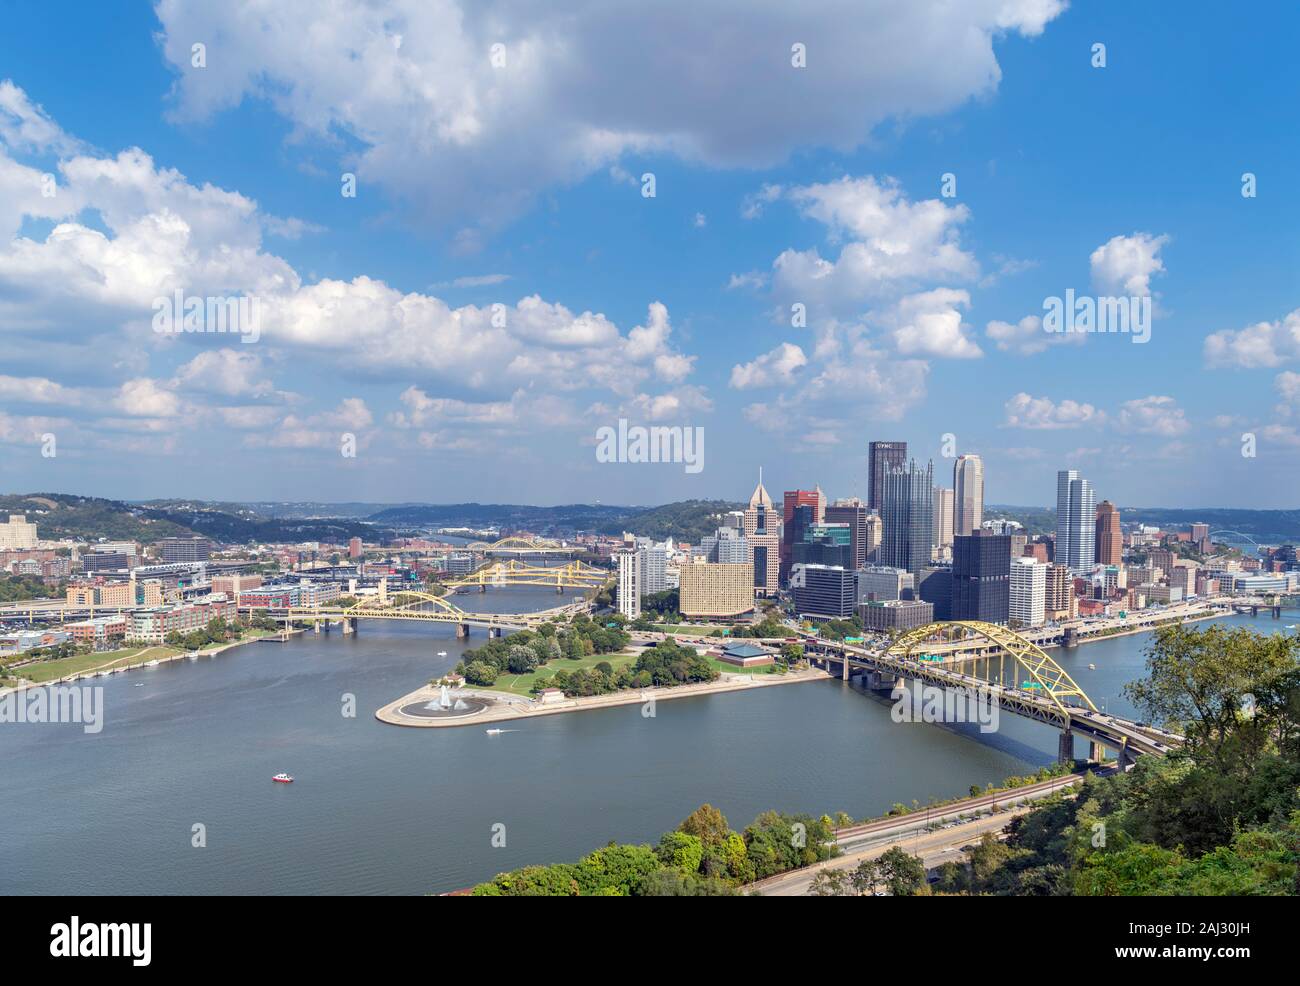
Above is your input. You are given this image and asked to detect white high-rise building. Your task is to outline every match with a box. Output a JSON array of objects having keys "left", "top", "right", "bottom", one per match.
[
  {"left": 932, "top": 487, "right": 955, "bottom": 550},
  {"left": 637, "top": 542, "right": 669, "bottom": 595},
  {"left": 616, "top": 551, "right": 640, "bottom": 619},
  {"left": 953, "top": 455, "right": 984, "bottom": 537},
  {"left": 1009, "top": 557, "right": 1048, "bottom": 628},
  {"left": 1055, "top": 470, "right": 1097, "bottom": 574}
]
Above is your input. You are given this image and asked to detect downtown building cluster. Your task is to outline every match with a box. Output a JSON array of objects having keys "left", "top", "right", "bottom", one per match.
[{"left": 611, "top": 441, "right": 1300, "bottom": 633}]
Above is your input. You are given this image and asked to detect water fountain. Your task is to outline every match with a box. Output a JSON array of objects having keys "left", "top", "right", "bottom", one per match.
[{"left": 405, "top": 681, "right": 490, "bottom": 720}]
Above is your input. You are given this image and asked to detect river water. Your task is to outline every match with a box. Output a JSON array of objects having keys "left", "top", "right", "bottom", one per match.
[{"left": 1, "top": 594, "right": 1295, "bottom": 895}]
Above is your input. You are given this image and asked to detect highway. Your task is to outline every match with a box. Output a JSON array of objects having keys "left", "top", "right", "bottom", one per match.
[{"left": 749, "top": 771, "right": 1092, "bottom": 896}]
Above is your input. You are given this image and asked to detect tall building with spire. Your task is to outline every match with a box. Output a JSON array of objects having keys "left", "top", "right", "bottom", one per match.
[
  {"left": 743, "top": 469, "right": 781, "bottom": 596},
  {"left": 953, "top": 454, "right": 984, "bottom": 537},
  {"left": 1056, "top": 469, "right": 1097, "bottom": 574},
  {"left": 1095, "top": 500, "right": 1122, "bottom": 566}
]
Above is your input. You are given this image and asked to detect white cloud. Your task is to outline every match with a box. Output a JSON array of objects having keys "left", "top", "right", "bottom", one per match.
[
  {"left": 985, "top": 313, "right": 1086, "bottom": 356},
  {"left": 1204, "top": 309, "right": 1300, "bottom": 368},
  {"left": 729, "top": 342, "right": 808, "bottom": 389},
  {"left": 1114, "top": 395, "right": 1189, "bottom": 436},
  {"left": 153, "top": 0, "right": 1065, "bottom": 236},
  {"left": 771, "top": 176, "right": 977, "bottom": 308},
  {"left": 883, "top": 288, "right": 981, "bottom": 359},
  {"left": 1003, "top": 392, "right": 1104, "bottom": 430},
  {"left": 171, "top": 350, "right": 275, "bottom": 398},
  {"left": 1089, "top": 232, "right": 1169, "bottom": 296}
]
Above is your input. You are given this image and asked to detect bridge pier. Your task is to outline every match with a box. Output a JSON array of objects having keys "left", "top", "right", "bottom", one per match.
[
  {"left": 342, "top": 618, "right": 356, "bottom": 635},
  {"left": 1057, "top": 728, "right": 1075, "bottom": 764},
  {"left": 1089, "top": 740, "right": 1105, "bottom": 763},
  {"left": 313, "top": 621, "right": 321, "bottom": 634},
  {"left": 456, "top": 623, "right": 470, "bottom": 639},
  {"left": 488, "top": 626, "right": 502, "bottom": 639}
]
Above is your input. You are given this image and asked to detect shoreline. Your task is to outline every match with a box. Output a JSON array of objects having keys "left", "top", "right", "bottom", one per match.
[
  {"left": 0, "top": 627, "right": 302, "bottom": 696},
  {"left": 375, "top": 666, "right": 828, "bottom": 728}
]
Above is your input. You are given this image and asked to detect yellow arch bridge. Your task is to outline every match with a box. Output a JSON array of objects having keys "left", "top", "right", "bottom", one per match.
[
  {"left": 272, "top": 590, "right": 587, "bottom": 639},
  {"left": 806, "top": 620, "right": 1182, "bottom": 765},
  {"left": 442, "top": 559, "right": 610, "bottom": 591},
  {"left": 466, "top": 536, "right": 575, "bottom": 555}
]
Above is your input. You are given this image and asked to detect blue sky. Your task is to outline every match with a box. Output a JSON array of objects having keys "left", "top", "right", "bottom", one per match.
[{"left": 1, "top": 1, "right": 1297, "bottom": 509}]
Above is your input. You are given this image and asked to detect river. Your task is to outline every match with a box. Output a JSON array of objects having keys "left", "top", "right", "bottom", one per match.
[{"left": 1, "top": 594, "right": 1295, "bottom": 895}]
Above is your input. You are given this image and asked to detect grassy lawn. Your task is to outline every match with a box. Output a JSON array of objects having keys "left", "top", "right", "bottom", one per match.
[
  {"left": 5, "top": 628, "right": 280, "bottom": 684},
  {"left": 704, "top": 656, "right": 783, "bottom": 677},
  {"left": 11, "top": 645, "right": 180, "bottom": 683},
  {"left": 651, "top": 623, "right": 735, "bottom": 635},
  {"left": 484, "top": 650, "right": 639, "bottom": 696}
]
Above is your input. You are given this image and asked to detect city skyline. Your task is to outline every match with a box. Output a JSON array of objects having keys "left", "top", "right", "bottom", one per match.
[{"left": 2, "top": 3, "right": 1299, "bottom": 509}]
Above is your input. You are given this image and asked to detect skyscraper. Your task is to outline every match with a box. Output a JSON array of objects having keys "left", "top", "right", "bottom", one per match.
[
  {"left": 1056, "top": 470, "right": 1097, "bottom": 574},
  {"left": 880, "top": 458, "right": 933, "bottom": 576},
  {"left": 781, "top": 487, "right": 824, "bottom": 582},
  {"left": 932, "top": 486, "right": 955, "bottom": 551},
  {"left": 743, "top": 472, "right": 781, "bottom": 595},
  {"left": 868, "top": 441, "right": 907, "bottom": 513},
  {"left": 825, "top": 497, "right": 871, "bottom": 571},
  {"left": 953, "top": 454, "right": 984, "bottom": 537},
  {"left": 1009, "top": 556, "right": 1048, "bottom": 628},
  {"left": 616, "top": 551, "right": 640, "bottom": 619},
  {"left": 951, "top": 531, "right": 1011, "bottom": 623},
  {"left": 1095, "top": 499, "right": 1122, "bottom": 566}
]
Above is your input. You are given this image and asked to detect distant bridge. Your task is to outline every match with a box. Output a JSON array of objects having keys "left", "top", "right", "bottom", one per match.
[
  {"left": 443, "top": 559, "right": 610, "bottom": 591},
  {"left": 466, "top": 536, "right": 577, "bottom": 556},
  {"left": 806, "top": 621, "right": 1182, "bottom": 764},
  {"left": 278, "top": 589, "right": 588, "bottom": 639}
]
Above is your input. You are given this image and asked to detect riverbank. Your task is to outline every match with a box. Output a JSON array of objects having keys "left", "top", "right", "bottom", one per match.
[
  {"left": 0, "top": 627, "right": 301, "bottom": 696},
  {"left": 376, "top": 666, "right": 828, "bottom": 727}
]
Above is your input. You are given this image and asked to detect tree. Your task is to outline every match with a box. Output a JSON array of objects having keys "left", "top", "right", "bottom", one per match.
[
  {"left": 655, "top": 831, "right": 704, "bottom": 874},
  {"left": 873, "top": 846, "right": 928, "bottom": 896},
  {"left": 463, "top": 660, "right": 498, "bottom": 686},
  {"left": 679, "top": 804, "right": 729, "bottom": 848},
  {"left": 810, "top": 868, "right": 851, "bottom": 896}
]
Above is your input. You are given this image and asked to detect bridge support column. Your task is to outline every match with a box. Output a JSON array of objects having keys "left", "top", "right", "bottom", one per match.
[
  {"left": 841, "top": 656, "right": 849, "bottom": 681},
  {"left": 1089, "top": 740, "right": 1105, "bottom": 764},
  {"left": 1057, "top": 728, "right": 1075, "bottom": 764},
  {"left": 488, "top": 626, "right": 502, "bottom": 639},
  {"left": 456, "top": 623, "right": 470, "bottom": 639},
  {"left": 342, "top": 618, "right": 355, "bottom": 635},
  {"left": 313, "top": 621, "right": 321, "bottom": 634}
]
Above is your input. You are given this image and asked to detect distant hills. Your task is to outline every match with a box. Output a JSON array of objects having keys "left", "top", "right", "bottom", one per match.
[{"left": 4, "top": 493, "right": 1297, "bottom": 547}]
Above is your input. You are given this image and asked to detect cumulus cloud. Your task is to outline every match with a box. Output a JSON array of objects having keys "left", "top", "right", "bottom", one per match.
[
  {"left": 771, "top": 176, "right": 977, "bottom": 308},
  {"left": 882, "top": 288, "right": 981, "bottom": 359},
  {"left": 985, "top": 313, "right": 1086, "bottom": 356},
  {"left": 1089, "top": 232, "right": 1169, "bottom": 297},
  {"left": 1204, "top": 309, "right": 1300, "bottom": 369},
  {"left": 1003, "top": 392, "right": 1105, "bottom": 430},
  {"left": 1114, "top": 395, "right": 1190, "bottom": 436},
  {"left": 729, "top": 342, "right": 808, "bottom": 389},
  {"left": 153, "top": 0, "right": 1064, "bottom": 236}
]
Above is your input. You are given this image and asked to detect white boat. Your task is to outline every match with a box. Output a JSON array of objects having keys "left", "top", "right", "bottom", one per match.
[
  {"left": 272, "top": 773, "right": 294, "bottom": 784},
  {"left": 134, "top": 683, "right": 144, "bottom": 687},
  {"left": 486, "top": 728, "right": 503, "bottom": 735},
  {"left": 437, "top": 650, "right": 448, "bottom": 657},
  {"left": 1088, "top": 663, "right": 1096, "bottom": 670}
]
